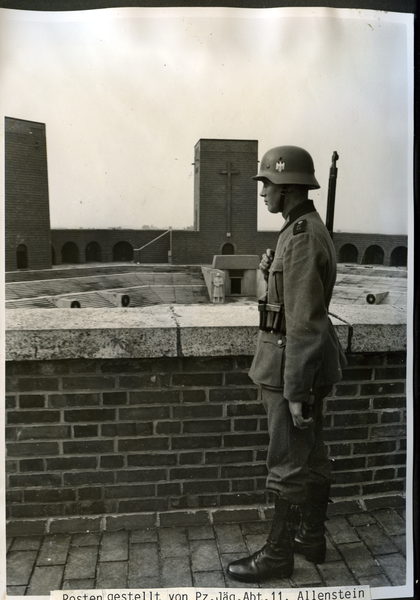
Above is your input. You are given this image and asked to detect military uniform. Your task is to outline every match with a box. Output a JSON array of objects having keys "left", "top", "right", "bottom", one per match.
[
  {"left": 227, "top": 146, "right": 346, "bottom": 582},
  {"left": 249, "top": 199, "right": 346, "bottom": 504}
]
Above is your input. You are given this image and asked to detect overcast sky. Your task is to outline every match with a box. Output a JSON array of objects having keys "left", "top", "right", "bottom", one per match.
[{"left": 0, "top": 7, "right": 414, "bottom": 234}]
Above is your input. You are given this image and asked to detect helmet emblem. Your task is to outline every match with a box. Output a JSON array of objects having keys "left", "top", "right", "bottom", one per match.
[{"left": 276, "top": 161, "right": 285, "bottom": 172}]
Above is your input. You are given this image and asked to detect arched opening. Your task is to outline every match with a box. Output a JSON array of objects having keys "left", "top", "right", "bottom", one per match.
[
  {"left": 390, "top": 246, "right": 407, "bottom": 267},
  {"left": 222, "top": 243, "right": 235, "bottom": 255},
  {"left": 86, "top": 241, "right": 102, "bottom": 262},
  {"left": 113, "top": 241, "right": 133, "bottom": 262},
  {"left": 362, "top": 245, "right": 384, "bottom": 265},
  {"left": 16, "top": 244, "right": 28, "bottom": 269},
  {"left": 62, "top": 242, "right": 80, "bottom": 264},
  {"left": 338, "top": 244, "right": 358, "bottom": 264}
]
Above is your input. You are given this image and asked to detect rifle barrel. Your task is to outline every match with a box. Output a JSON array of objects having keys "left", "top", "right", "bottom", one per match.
[{"left": 326, "top": 151, "right": 339, "bottom": 239}]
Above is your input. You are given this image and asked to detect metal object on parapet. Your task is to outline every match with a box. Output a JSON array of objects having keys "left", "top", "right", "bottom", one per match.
[
  {"left": 100, "top": 292, "right": 131, "bottom": 307},
  {"left": 55, "top": 298, "right": 81, "bottom": 308},
  {"left": 366, "top": 291, "right": 389, "bottom": 305}
]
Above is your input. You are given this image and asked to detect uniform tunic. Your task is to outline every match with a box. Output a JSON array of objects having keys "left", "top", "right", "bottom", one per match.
[{"left": 249, "top": 199, "right": 346, "bottom": 503}]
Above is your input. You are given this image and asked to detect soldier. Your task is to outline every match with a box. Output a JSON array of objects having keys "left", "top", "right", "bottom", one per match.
[{"left": 227, "top": 146, "right": 347, "bottom": 582}]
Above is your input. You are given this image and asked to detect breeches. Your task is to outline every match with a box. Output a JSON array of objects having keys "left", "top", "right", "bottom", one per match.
[{"left": 262, "top": 385, "right": 332, "bottom": 505}]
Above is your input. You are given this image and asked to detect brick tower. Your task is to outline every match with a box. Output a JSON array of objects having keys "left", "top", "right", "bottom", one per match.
[
  {"left": 5, "top": 117, "right": 52, "bottom": 271},
  {"left": 192, "top": 139, "right": 259, "bottom": 263}
]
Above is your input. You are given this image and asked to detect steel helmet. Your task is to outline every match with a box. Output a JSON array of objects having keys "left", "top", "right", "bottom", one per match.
[{"left": 253, "top": 145, "right": 320, "bottom": 189}]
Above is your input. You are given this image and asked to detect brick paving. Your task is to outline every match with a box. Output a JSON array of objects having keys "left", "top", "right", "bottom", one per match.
[{"left": 6, "top": 507, "right": 407, "bottom": 595}]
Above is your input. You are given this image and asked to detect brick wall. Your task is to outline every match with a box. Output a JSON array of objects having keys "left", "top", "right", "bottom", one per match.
[
  {"left": 50, "top": 229, "right": 279, "bottom": 267},
  {"left": 51, "top": 230, "right": 171, "bottom": 265},
  {"left": 333, "top": 232, "right": 408, "bottom": 266},
  {"left": 49, "top": 227, "right": 408, "bottom": 269},
  {"left": 5, "top": 351, "right": 406, "bottom": 536}
]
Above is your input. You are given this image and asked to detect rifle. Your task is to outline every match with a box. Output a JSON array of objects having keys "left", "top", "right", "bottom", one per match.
[{"left": 325, "top": 151, "right": 339, "bottom": 239}]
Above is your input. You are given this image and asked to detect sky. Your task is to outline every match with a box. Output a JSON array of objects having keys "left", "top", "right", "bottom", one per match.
[{"left": 0, "top": 7, "right": 414, "bottom": 234}]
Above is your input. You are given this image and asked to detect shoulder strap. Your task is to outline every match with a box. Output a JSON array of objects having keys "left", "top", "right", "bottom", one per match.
[{"left": 293, "top": 219, "right": 307, "bottom": 235}]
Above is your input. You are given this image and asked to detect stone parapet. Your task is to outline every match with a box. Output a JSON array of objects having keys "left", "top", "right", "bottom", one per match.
[
  {"left": 5, "top": 303, "right": 408, "bottom": 534},
  {"left": 329, "top": 305, "right": 407, "bottom": 353},
  {"left": 6, "top": 303, "right": 406, "bottom": 362}
]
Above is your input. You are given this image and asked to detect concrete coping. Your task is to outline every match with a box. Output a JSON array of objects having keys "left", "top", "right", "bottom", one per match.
[{"left": 5, "top": 303, "right": 407, "bottom": 361}]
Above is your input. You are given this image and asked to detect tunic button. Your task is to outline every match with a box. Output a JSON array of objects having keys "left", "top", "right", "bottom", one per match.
[{"left": 277, "top": 339, "right": 283, "bottom": 346}]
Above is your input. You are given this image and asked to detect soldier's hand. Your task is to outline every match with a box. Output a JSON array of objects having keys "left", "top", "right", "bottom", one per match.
[
  {"left": 260, "top": 248, "right": 274, "bottom": 279},
  {"left": 288, "top": 400, "right": 314, "bottom": 429}
]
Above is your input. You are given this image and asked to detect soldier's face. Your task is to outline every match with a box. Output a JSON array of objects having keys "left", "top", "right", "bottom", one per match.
[{"left": 260, "top": 180, "right": 284, "bottom": 214}]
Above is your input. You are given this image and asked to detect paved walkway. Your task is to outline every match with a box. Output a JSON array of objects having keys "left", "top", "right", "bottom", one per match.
[{"left": 6, "top": 507, "right": 407, "bottom": 595}]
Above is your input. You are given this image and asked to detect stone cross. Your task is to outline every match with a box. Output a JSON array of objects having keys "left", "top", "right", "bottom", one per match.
[{"left": 220, "top": 161, "right": 239, "bottom": 236}]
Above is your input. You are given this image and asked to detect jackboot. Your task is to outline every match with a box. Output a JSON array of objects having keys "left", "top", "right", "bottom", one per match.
[
  {"left": 227, "top": 496, "right": 297, "bottom": 582},
  {"left": 294, "top": 479, "right": 331, "bottom": 564}
]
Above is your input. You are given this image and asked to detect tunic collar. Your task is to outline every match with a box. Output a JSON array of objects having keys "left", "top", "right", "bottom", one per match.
[{"left": 280, "top": 199, "right": 316, "bottom": 233}]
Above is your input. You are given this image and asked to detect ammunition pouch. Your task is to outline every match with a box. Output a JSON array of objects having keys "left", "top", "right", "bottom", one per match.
[{"left": 258, "top": 298, "right": 284, "bottom": 332}]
